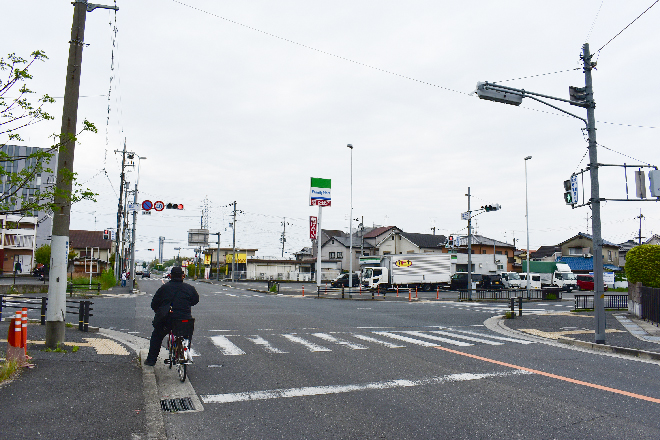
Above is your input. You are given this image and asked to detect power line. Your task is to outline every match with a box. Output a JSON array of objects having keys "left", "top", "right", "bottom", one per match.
[
  {"left": 585, "top": 1, "right": 605, "bottom": 43},
  {"left": 596, "top": 0, "right": 659, "bottom": 53},
  {"left": 493, "top": 67, "right": 581, "bottom": 84}
]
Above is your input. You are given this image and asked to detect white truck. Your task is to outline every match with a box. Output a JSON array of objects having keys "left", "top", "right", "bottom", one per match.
[
  {"left": 362, "top": 253, "right": 452, "bottom": 291},
  {"left": 501, "top": 272, "right": 523, "bottom": 289},
  {"left": 522, "top": 261, "right": 577, "bottom": 291}
]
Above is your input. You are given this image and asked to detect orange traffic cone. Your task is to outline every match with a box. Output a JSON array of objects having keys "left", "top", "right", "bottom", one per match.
[{"left": 6, "top": 312, "right": 25, "bottom": 364}]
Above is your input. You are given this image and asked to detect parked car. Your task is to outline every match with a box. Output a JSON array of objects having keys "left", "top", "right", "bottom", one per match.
[
  {"left": 479, "top": 274, "right": 504, "bottom": 289},
  {"left": 450, "top": 272, "right": 482, "bottom": 290},
  {"left": 331, "top": 273, "right": 360, "bottom": 287},
  {"left": 576, "top": 274, "right": 608, "bottom": 291}
]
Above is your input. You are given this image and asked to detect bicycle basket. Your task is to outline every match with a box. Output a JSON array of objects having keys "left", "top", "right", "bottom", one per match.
[{"left": 172, "top": 318, "right": 195, "bottom": 337}]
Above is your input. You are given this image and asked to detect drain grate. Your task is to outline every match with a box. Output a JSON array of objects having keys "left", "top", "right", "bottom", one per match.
[{"left": 161, "top": 397, "right": 196, "bottom": 412}]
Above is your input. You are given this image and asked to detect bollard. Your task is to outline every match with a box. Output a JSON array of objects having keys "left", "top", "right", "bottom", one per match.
[
  {"left": 79, "top": 301, "right": 85, "bottom": 331},
  {"left": 510, "top": 297, "right": 515, "bottom": 318},
  {"left": 409, "top": 288, "right": 411, "bottom": 302},
  {"left": 317, "top": 286, "right": 321, "bottom": 298},
  {"left": 0, "top": 294, "right": 3, "bottom": 321},
  {"left": 342, "top": 286, "right": 345, "bottom": 299},
  {"left": 359, "top": 284, "right": 362, "bottom": 295},
  {"left": 372, "top": 289, "right": 374, "bottom": 300},
  {"left": 518, "top": 296, "right": 523, "bottom": 317},
  {"left": 397, "top": 286, "right": 399, "bottom": 297},
  {"left": 415, "top": 287, "right": 418, "bottom": 299},
  {"left": 41, "top": 297, "right": 47, "bottom": 325},
  {"left": 437, "top": 286, "right": 439, "bottom": 300},
  {"left": 21, "top": 308, "right": 28, "bottom": 353},
  {"left": 302, "top": 285, "right": 305, "bottom": 297},
  {"left": 84, "top": 301, "right": 90, "bottom": 332}
]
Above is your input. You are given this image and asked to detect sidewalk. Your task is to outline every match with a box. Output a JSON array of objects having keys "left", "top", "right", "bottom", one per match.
[
  {"left": 501, "top": 309, "right": 660, "bottom": 358},
  {"left": 0, "top": 286, "right": 149, "bottom": 440}
]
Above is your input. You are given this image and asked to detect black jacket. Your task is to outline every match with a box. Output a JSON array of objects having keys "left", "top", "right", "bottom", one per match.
[{"left": 151, "top": 279, "right": 199, "bottom": 319}]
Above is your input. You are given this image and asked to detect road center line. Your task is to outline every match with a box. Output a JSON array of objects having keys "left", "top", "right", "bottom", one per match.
[
  {"left": 434, "top": 346, "right": 660, "bottom": 404},
  {"left": 200, "top": 370, "right": 531, "bottom": 404}
]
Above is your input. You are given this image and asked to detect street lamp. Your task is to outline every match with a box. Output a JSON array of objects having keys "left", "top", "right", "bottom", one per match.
[
  {"left": 524, "top": 156, "right": 532, "bottom": 297},
  {"left": 347, "top": 143, "right": 353, "bottom": 288}
]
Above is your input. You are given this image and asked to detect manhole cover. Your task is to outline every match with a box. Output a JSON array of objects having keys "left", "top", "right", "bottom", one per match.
[{"left": 161, "top": 397, "right": 195, "bottom": 412}]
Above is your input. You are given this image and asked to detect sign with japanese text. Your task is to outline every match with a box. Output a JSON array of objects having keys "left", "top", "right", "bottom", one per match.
[
  {"left": 310, "top": 177, "right": 331, "bottom": 206},
  {"left": 310, "top": 216, "right": 318, "bottom": 240}
]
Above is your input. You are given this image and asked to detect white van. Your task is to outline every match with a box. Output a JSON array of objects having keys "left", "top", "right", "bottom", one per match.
[{"left": 519, "top": 273, "right": 541, "bottom": 289}]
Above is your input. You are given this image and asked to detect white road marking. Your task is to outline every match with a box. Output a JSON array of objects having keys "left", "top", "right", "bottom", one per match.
[
  {"left": 246, "top": 335, "right": 288, "bottom": 353},
  {"left": 429, "top": 330, "right": 503, "bottom": 346},
  {"left": 402, "top": 331, "right": 472, "bottom": 347},
  {"left": 451, "top": 329, "right": 535, "bottom": 344},
  {"left": 373, "top": 331, "right": 439, "bottom": 347},
  {"left": 282, "top": 334, "right": 331, "bottom": 352},
  {"left": 225, "top": 293, "right": 238, "bottom": 297},
  {"left": 210, "top": 335, "right": 246, "bottom": 355},
  {"left": 209, "top": 329, "right": 234, "bottom": 332},
  {"left": 201, "top": 370, "right": 532, "bottom": 404},
  {"left": 312, "top": 333, "right": 368, "bottom": 350},
  {"left": 351, "top": 333, "right": 404, "bottom": 348}
]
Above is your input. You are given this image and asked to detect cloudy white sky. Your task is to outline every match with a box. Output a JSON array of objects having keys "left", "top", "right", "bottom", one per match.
[{"left": 4, "top": 1, "right": 659, "bottom": 260}]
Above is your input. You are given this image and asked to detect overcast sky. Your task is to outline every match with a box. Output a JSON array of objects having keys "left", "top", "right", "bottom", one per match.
[{"left": 4, "top": 1, "right": 659, "bottom": 260}]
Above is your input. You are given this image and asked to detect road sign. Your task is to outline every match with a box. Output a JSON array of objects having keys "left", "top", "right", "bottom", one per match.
[
  {"left": 310, "top": 177, "right": 331, "bottom": 207},
  {"left": 154, "top": 201, "right": 165, "bottom": 211},
  {"left": 461, "top": 212, "right": 470, "bottom": 220},
  {"left": 310, "top": 216, "right": 318, "bottom": 239},
  {"left": 128, "top": 203, "right": 139, "bottom": 212},
  {"left": 142, "top": 200, "right": 153, "bottom": 211}
]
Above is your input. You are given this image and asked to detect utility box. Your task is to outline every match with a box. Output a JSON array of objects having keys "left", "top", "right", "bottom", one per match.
[{"left": 650, "top": 170, "right": 660, "bottom": 197}]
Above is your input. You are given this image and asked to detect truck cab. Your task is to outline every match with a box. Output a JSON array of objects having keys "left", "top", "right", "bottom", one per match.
[
  {"left": 362, "top": 266, "right": 386, "bottom": 289},
  {"left": 501, "top": 272, "right": 522, "bottom": 289}
]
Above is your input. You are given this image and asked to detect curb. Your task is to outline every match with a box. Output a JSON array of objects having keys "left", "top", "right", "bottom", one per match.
[{"left": 556, "top": 337, "right": 660, "bottom": 361}]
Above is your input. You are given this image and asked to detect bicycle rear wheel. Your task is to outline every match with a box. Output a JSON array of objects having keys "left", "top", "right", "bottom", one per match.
[{"left": 177, "top": 361, "right": 187, "bottom": 382}]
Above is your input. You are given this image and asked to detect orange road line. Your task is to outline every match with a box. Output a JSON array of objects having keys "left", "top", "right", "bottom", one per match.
[{"left": 435, "top": 346, "right": 660, "bottom": 404}]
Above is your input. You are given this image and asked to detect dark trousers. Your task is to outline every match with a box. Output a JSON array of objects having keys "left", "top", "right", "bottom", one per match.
[{"left": 146, "top": 322, "right": 170, "bottom": 362}]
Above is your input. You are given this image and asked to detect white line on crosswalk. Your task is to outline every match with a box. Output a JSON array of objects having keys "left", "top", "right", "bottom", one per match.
[
  {"left": 312, "top": 333, "right": 368, "bottom": 350},
  {"left": 200, "top": 370, "right": 533, "bottom": 404},
  {"left": 450, "top": 329, "right": 534, "bottom": 344},
  {"left": 246, "top": 335, "right": 288, "bottom": 353},
  {"left": 351, "top": 333, "right": 405, "bottom": 348},
  {"left": 373, "top": 331, "right": 439, "bottom": 347},
  {"left": 429, "top": 330, "right": 503, "bottom": 345},
  {"left": 282, "top": 334, "right": 332, "bottom": 352},
  {"left": 210, "top": 335, "right": 246, "bottom": 355},
  {"left": 401, "top": 331, "right": 472, "bottom": 347}
]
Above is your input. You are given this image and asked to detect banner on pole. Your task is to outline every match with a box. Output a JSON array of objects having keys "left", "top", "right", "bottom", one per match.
[
  {"left": 310, "top": 216, "right": 318, "bottom": 240},
  {"left": 310, "top": 177, "right": 331, "bottom": 206}
]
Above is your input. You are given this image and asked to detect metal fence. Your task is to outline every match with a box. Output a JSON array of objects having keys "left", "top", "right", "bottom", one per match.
[
  {"left": 0, "top": 295, "right": 94, "bottom": 331},
  {"left": 457, "top": 288, "right": 561, "bottom": 301},
  {"left": 641, "top": 287, "right": 660, "bottom": 326},
  {"left": 573, "top": 294, "right": 628, "bottom": 311}
]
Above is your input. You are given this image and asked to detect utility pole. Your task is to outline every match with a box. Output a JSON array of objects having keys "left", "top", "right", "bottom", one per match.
[
  {"left": 583, "top": 43, "right": 605, "bottom": 344},
  {"left": 280, "top": 217, "right": 288, "bottom": 258},
  {"left": 46, "top": 0, "right": 118, "bottom": 349},
  {"left": 636, "top": 210, "right": 645, "bottom": 244},
  {"left": 232, "top": 201, "right": 237, "bottom": 281},
  {"left": 214, "top": 232, "right": 221, "bottom": 281},
  {"left": 466, "top": 187, "right": 472, "bottom": 301},
  {"left": 114, "top": 139, "right": 127, "bottom": 284}
]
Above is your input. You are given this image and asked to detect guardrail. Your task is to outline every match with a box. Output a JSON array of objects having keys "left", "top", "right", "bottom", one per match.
[
  {"left": 574, "top": 294, "right": 628, "bottom": 311},
  {"left": 457, "top": 288, "right": 561, "bottom": 301},
  {"left": 641, "top": 287, "right": 660, "bottom": 326},
  {"left": 66, "top": 283, "right": 101, "bottom": 296},
  {"left": 0, "top": 295, "right": 94, "bottom": 331}
]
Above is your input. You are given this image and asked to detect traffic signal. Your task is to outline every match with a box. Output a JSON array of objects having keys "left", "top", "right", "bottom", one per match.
[
  {"left": 482, "top": 204, "right": 501, "bottom": 212},
  {"left": 103, "top": 229, "right": 110, "bottom": 240},
  {"left": 563, "top": 180, "right": 574, "bottom": 205},
  {"left": 166, "top": 203, "right": 184, "bottom": 210},
  {"left": 446, "top": 235, "right": 454, "bottom": 248}
]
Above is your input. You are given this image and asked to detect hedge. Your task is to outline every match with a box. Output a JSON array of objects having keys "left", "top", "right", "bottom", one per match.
[{"left": 625, "top": 244, "right": 660, "bottom": 288}]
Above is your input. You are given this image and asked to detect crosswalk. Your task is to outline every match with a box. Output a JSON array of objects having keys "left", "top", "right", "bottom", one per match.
[{"left": 203, "top": 328, "right": 533, "bottom": 357}]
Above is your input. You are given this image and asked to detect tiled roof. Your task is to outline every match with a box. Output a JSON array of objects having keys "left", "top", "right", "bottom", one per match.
[
  {"left": 399, "top": 232, "right": 446, "bottom": 249},
  {"left": 470, "top": 234, "right": 515, "bottom": 248},
  {"left": 557, "top": 256, "right": 592, "bottom": 271},
  {"left": 69, "top": 230, "right": 113, "bottom": 250},
  {"left": 531, "top": 245, "right": 561, "bottom": 259},
  {"left": 363, "top": 226, "right": 397, "bottom": 239},
  {"left": 330, "top": 236, "right": 374, "bottom": 249},
  {"left": 558, "top": 232, "right": 619, "bottom": 248}
]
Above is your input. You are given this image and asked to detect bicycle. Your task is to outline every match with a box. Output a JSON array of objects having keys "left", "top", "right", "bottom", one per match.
[{"left": 164, "top": 318, "right": 195, "bottom": 382}]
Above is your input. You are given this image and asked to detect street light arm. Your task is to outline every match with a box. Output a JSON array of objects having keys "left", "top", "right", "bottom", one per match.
[{"left": 524, "top": 95, "right": 587, "bottom": 124}]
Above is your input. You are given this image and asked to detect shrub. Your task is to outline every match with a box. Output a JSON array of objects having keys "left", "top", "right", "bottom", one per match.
[
  {"left": 100, "top": 269, "right": 116, "bottom": 290},
  {"left": 625, "top": 245, "right": 660, "bottom": 288}
]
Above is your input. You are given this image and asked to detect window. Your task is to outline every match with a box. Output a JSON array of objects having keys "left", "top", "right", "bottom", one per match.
[
  {"left": 329, "top": 252, "right": 335, "bottom": 259},
  {"left": 482, "top": 250, "right": 487, "bottom": 254},
  {"left": 607, "top": 250, "right": 612, "bottom": 261},
  {"left": 495, "top": 251, "right": 503, "bottom": 255},
  {"left": 363, "top": 252, "right": 369, "bottom": 256},
  {"left": 337, "top": 252, "right": 343, "bottom": 259},
  {"left": 569, "top": 247, "right": 583, "bottom": 255}
]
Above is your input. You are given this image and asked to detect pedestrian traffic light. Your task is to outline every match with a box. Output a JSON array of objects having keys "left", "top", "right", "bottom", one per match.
[
  {"left": 563, "top": 180, "right": 574, "bottom": 205},
  {"left": 482, "top": 204, "right": 501, "bottom": 212}
]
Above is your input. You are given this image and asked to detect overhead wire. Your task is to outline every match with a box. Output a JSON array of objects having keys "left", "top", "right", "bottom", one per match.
[{"left": 596, "top": 0, "right": 659, "bottom": 54}]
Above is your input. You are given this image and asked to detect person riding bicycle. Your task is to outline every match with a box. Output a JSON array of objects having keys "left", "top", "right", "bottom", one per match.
[{"left": 144, "top": 266, "right": 199, "bottom": 366}]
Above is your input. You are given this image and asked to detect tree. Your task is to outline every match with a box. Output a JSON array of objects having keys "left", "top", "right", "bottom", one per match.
[
  {"left": 35, "top": 244, "right": 50, "bottom": 266},
  {"left": 1, "top": 50, "right": 97, "bottom": 216},
  {"left": 625, "top": 245, "right": 660, "bottom": 288}
]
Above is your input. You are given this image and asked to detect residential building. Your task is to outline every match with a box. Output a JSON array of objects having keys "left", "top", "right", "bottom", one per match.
[
  {"left": 557, "top": 232, "right": 621, "bottom": 271},
  {"left": 444, "top": 234, "right": 517, "bottom": 272},
  {"left": 1, "top": 144, "right": 57, "bottom": 248},
  {"left": 0, "top": 214, "right": 37, "bottom": 273},
  {"left": 69, "top": 230, "right": 115, "bottom": 276}
]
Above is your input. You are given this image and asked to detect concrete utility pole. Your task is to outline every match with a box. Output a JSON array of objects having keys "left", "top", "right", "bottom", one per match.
[
  {"left": 129, "top": 156, "right": 145, "bottom": 291},
  {"left": 115, "top": 139, "right": 127, "bottom": 284},
  {"left": 232, "top": 201, "right": 237, "bottom": 281},
  {"left": 636, "top": 210, "right": 645, "bottom": 244},
  {"left": 348, "top": 143, "right": 353, "bottom": 288},
  {"left": 583, "top": 43, "right": 605, "bottom": 344},
  {"left": 466, "top": 187, "right": 472, "bottom": 301},
  {"left": 214, "top": 232, "right": 221, "bottom": 281}
]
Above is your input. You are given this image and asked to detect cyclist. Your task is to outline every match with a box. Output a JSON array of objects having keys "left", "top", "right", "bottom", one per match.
[{"left": 144, "top": 266, "right": 199, "bottom": 366}]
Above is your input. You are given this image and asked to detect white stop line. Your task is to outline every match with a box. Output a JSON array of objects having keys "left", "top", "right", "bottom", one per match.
[{"left": 200, "top": 370, "right": 532, "bottom": 404}]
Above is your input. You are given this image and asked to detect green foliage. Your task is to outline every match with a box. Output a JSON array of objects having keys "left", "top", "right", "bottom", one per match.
[
  {"left": 269, "top": 283, "right": 278, "bottom": 293},
  {"left": 0, "top": 359, "right": 20, "bottom": 383},
  {"left": 71, "top": 345, "right": 79, "bottom": 353},
  {"left": 187, "top": 264, "right": 195, "bottom": 278},
  {"left": 504, "top": 311, "right": 515, "bottom": 319},
  {"left": 100, "top": 269, "right": 116, "bottom": 290},
  {"left": 43, "top": 342, "right": 67, "bottom": 353},
  {"left": 0, "top": 50, "right": 97, "bottom": 216},
  {"left": 35, "top": 244, "right": 50, "bottom": 265},
  {"left": 625, "top": 245, "right": 660, "bottom": 288}
]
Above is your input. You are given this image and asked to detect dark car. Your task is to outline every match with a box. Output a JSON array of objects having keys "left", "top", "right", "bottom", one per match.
[
  {"left": 331, "top": 273, "right": 360, "bottom": 287},
  {"left": 141, "top": 271, "right": 151, "bottom": 278},
  {"left": 479, "top": 274, "right": 504, "bottom": 289},
  {"left": 576, "top": 274, "right": 608, "bottom": 291},
  {"left": 450, "top": 272, "right": 482, "bottom": 290}
]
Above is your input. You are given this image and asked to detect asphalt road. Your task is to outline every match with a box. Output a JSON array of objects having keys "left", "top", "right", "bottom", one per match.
[{"left": 93, "top": 279, "right": 660, "bottom": 439}]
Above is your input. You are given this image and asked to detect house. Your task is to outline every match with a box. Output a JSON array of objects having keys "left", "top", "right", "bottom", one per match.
[
  {"left": 530, "top": 246, "right": 562, "bottom": 262},
  {"left": 375, "top": 230, "right": 446, "bottom": 255},
  {"left": 556, "top": 232, "right": 621, "bottom": 273},
  {"left": 69, "top": 230, "right": 115, "bottom": 276},
  {"left": 444, "top": 234, "right": 517, "bottom": 272},
  {"left": 0, "top": 214, "right": 37, "bottom": 274},
  {"left": 246, "top": 258, "right": 311, "bottom": 281},
  {"left": 204, "top": 247, "right": 258, "bottom": 279}
]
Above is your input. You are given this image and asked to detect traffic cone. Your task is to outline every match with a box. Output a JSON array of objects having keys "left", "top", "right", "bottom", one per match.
[
  {"left": 6, "top": 312, "right": 25, "bottom": 364},
  {"left": 21, "top": 308, "right": 28, "bottom": 354}
]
